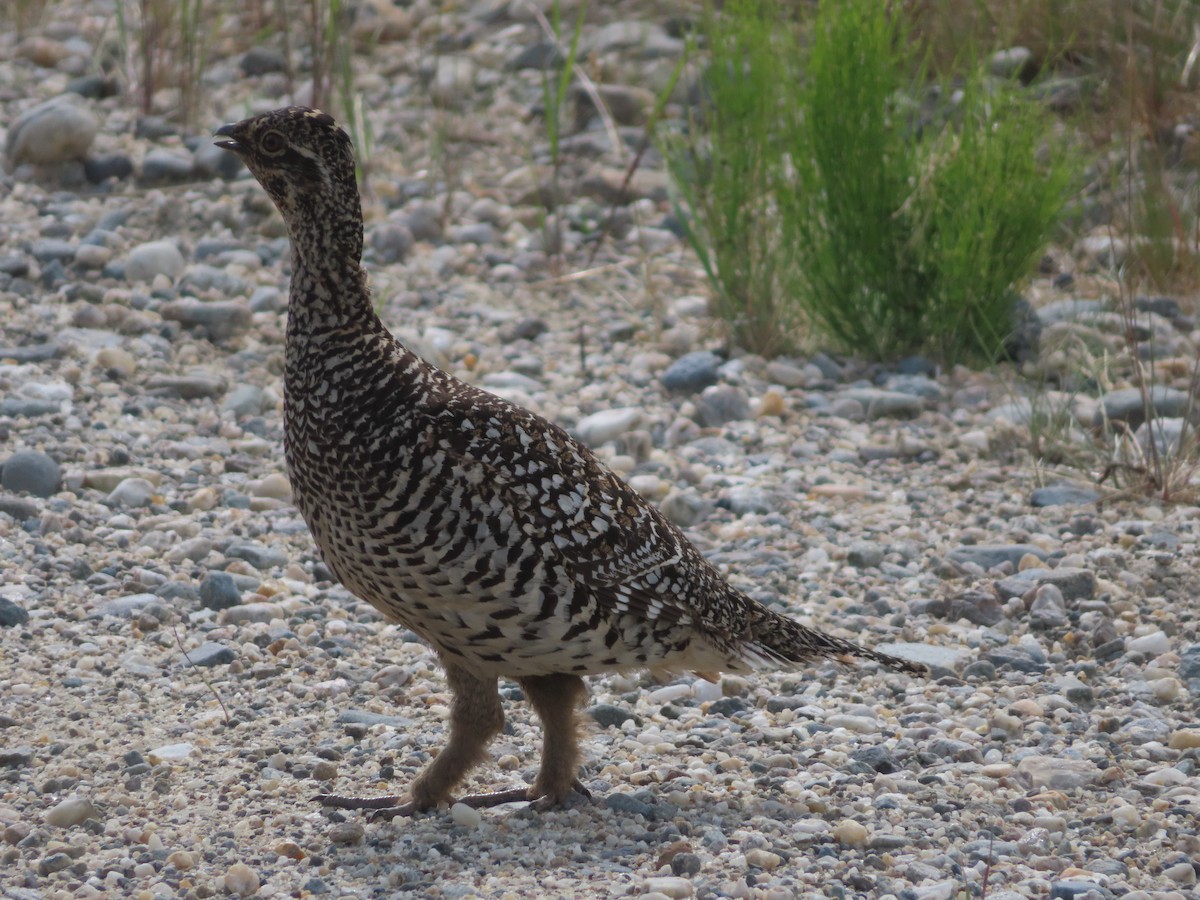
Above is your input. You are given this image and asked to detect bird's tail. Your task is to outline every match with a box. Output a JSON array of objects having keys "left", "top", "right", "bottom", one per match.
[{"left": 743, "top": 609, "right": 927, "bottom": 677}]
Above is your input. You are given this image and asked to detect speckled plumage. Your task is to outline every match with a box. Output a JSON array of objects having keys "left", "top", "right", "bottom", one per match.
[{"left": 215, "top": 107, "right": 923, "bottom": 816}]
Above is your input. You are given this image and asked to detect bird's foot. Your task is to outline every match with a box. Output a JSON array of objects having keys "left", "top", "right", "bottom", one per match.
[
  {"left": 453, "top": 778, "right": 593, "bottom": 812},
  {"left": 315, "top": 779, "right": 592, "bottom": 821},
  {"left": 314, "top": 792, "right": 425, "bottom": 822}
]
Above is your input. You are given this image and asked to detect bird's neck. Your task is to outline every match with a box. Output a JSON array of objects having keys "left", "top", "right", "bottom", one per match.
[{"left": 285, "top": 235, "right": 376, "bottom": 334}]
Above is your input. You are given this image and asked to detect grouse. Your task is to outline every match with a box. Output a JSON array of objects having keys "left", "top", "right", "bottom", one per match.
[{"left": 214, "top": 107, "right": 923, "bottom": 819}]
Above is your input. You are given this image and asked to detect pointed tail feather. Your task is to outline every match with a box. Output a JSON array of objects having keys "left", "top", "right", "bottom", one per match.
[{"left": 750, "top": 614, "right": 928, "bottom": 677}]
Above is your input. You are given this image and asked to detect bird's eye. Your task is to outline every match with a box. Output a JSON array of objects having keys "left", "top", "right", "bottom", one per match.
[{"left": 261, "top": 131, "right": 286, "bottom": 154}]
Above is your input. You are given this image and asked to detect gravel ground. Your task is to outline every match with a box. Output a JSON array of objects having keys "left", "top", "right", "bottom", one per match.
[{"left": 3, "top": 3, "right": 1200, "bottom": 899}]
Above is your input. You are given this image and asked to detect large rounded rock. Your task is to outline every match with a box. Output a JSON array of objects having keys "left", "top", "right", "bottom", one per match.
[
  {"left": 2, "top": 450, "right": 62, "bottom": 498},
  {"left": 6, "top": 95, "right": 99, "bottom": 167}
]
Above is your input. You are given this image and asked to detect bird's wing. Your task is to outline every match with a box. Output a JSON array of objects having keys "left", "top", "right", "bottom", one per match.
[{"left": 427, "top": 387, "right": 714, "bottom": 630}]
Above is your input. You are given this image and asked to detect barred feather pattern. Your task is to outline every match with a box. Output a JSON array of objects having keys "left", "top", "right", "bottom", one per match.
[{"left": 215, "top": 106, "right": 926, "bottom": 683}]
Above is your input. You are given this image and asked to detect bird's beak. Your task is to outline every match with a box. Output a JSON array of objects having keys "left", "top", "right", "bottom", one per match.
[{"left": 213, "top": 123, "right": 244, "bottom": 154}]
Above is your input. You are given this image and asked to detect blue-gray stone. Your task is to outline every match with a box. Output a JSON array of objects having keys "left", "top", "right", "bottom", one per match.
[
  {"left": 1030, "top": 484, "right": 1100, "bottom": 507},
  {"left": 947, "top": 544, "right": 1046, "bottom": 570},
  {"left": 995, "top": 567, "right": 1096, "bottom": 602},
  {"left": 199, "top": 573, "right": 240, "bottom": 610},
  {"left": 1, "top": 450, "right": 62, "bottom": 498},
  {"left": 0, "top": 341, "right": 59, "bottom": 363},
  {"left": 694, "top": 384, "right": 750, "bottom": 426},
  {"left": 1096, "top": 385, "right": 1190, "bottom": 430},
  {"left": 0, "top": 597, "right": 30, "bottom": 628},
  {"left": 90, "top": 593, "right": 158, "bottom": 618},
  {"left": 661, "top": 351, "right": 722, "bottom": 393},
  {"left": 183, "top": 642, "right": 235, "bottom": 668},
  {"left": 29, "top": 239, "right": 76, "bottom": 263},
  {"left": 840, "top": 388, "right": 924, "bottom": 420},
  {"left": 605, "top": 793, "right": 656, "bottom": 818},
  {"left": 139, "top": 148, "right": 195, "bottom": 185},
  {"left": 85, "top": 153, "right": 134, "bottom": 183},
  {"left": 225, "top": 541, "right": 288, "bottom": 571}
]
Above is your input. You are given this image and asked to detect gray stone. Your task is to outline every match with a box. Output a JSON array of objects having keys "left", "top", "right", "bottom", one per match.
[
  {"left": 508, "top": 42, "right": 563, "bottom": 71},
  {"left": 574, "top": 408, "right": 642, "bottom": 447},
  {"left": 192, "top": 141, "right": 245, "bottom": 180},
  {"left": 584, "top": 21, "right": 665, "bottom": 55},
  {"left": 29, "top": 238, "right": 76, "bottom": 262},
  {"left": 199, "top": 573, "right": 241, "bottom": 611},
  {"left": 225, "top": 541, "right": 288, "bottom": 570},
  {"left": 0, "top": 341, "right": 59, "bottom": 362},
  {"left": 661, "top": 351, "right": 722, "bottom": 393},
  {"left": 182, "top": 641, "right": 235, "bottom": 668},
  {"left": 179, "top": 264, "right": 248, "bottom": 295},
  {"left": 658, "top": 489, "right": 709, "bottom": 528},
  {"left": 1030, "top": 484, "right": 1100, "bottom": 507},
  {"left": 124, "top": 240, "right": 185, "bottom": 283},
  {"left": 695, "top": 384, "right": 750, "bottom": 427},
  {"left": 839, "top": 388, "right": 923, "bottom": 420},
  {"left": 139, "top": 147, "right": 194, "bottom": 185},
  {"left": 1029, "top": 584, "right": 1069, "bottom": 627},
  {"left": 84, "top": 153, "right": 134, "bottom": 183},
  {"left": 449, "top": 222, "right": 496, "bottom": 244},
  {"left": 240, "top": 46, "right": 287, "bottom": 75},
  {"left": 0, "top": 495, "right": 39, "bottom": 519},
  {"left": 604, "top": 792, "right": 656, "bottom": 818},
  {"left": 369, "top": 223, "right": 414, "bottom": 264},
  {"left": 401, "top": 203, "right": 442, "bottom": 242},
  {"left": 0, "top": 597, "right": 30, "bottom": 628},
  {"left": 996, "top": 567, "right": 1096, "bottom": 602},
  {"left": 946, "top": 589, "right": 1003, "bottom": 626},
  {"left": 1096, "top": 385, "right": 1190, "bottom": 430},
  {"left": 337, "top": 709, "right": 414, "bottom": 729},
  {"left": 882, "top": 374, "right": 942, "bottom": 400},
  {"left": 6, "top": 95, "right": 99, "bottom": 166},
  {"left": 588, "top": 703, "right": 640, "bottom": 728},
  {"left": 145, "top": 373, "right": 228, "bottom": 399},
  {"left": 1016, "top": 755, "right": 1100, "bottom": 790},
  {"left": 221, "top": 384, "right": 267, "bottom": 418},
  {"left": 947, "top": 544, "right": 1046, "bottom": 570},
  {"left": 160, "top": 299, "right": 252, "bottom": 341},
  {"left": 90, "top": 593, "right": 157, "bottom": 618},
  {"left": 721, "top": 487, "right": 774, "bottom": 516},
  {"left": 846, "top": 541, "right": 884, "bottom": 569},
  {"left": 2, "top": 450, "right": 61, "bottom": 497}
]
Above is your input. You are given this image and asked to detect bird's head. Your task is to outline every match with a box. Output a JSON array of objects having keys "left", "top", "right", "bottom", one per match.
[{"left": 214, "top": 107, "right": 360, "bottom": 248}]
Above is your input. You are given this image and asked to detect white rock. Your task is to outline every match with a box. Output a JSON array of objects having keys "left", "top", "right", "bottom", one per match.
[
  {"left": 449, "top": 801, "right": 482, "bottom": 828},
  {"left": 1127, "top": 631, "right": 1170, "bottom": 656},
  {"left": 107, "top": 476, "right": 157, "bottom": 508},
  {"left": 148, "top": 743, "right": 194, "bottom": 763},
  {"left": 574, "top": 407, "right": 642, "bottom": 447},
  {"left": 125, "top": 240, "right": 186, "bottom": 283},
  {"left": 44, "top": 795, "right": 99, "bottom": 827},
  {"left": 6, "top": 95, "right": 99, "bottom": 165},
  {"left": 646, "top": 683, "right": 691, "bottom": 704},
  {"left": 643, "top": 877, "right": 693, "bottom": 898}
]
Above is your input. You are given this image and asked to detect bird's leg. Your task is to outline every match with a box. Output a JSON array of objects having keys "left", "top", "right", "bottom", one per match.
[
  {"left": 523, "top": 673, "right": 591, "bottom": 806},
  {"left": 454, "top": 673, "right": 590, "bottom": 812},
  {"left": 317, "top": 662, "right": 504, "bottom": 820}
]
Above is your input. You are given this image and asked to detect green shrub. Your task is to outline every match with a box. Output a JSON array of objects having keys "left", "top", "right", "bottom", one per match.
[
  {"left": 665, "top": 0, "right": 1081, "bottom": 364},
  {"left": 663, "top": 0, "right": 796, "bottom": 357}
]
